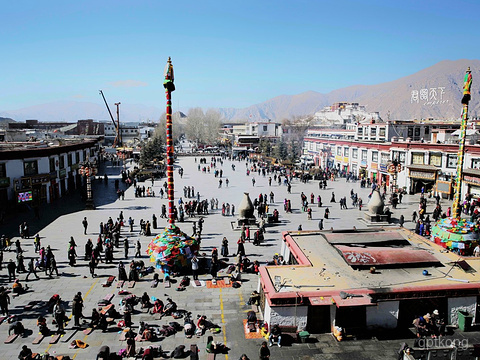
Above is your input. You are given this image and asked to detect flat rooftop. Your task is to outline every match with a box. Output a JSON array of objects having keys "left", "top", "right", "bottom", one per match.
[{"left": 260, "top": 228, "right": 480, "bottom": 306}]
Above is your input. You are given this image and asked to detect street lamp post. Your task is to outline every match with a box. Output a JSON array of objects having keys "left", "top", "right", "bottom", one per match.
[
  {"left": 388, "top": 158, "right": 402, "bottom": 193},
  {"left": 79, "top": 159, "right": 97, "bottom": 210}
]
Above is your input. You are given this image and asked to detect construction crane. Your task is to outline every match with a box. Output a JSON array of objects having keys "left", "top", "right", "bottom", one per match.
[{"left": 99, "top": 90, "right": 121, "bottom": 147}]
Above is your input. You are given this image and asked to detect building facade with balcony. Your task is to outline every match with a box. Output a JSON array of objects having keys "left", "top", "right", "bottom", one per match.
[
  {"left": 303, "top": 134, "right": 480, "bottom": 196},
  {"left": 0, "top": 139, "right": 101, "bottom": 213}
]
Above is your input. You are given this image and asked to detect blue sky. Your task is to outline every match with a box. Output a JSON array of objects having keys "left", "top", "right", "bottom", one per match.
[{"left": 0, "top": 0, "right": 478, "bottom": 112}]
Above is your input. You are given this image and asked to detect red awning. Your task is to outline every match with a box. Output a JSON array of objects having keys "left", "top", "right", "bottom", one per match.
[{"left": 335, "top": 245, "right": 439, "bottom": 266}]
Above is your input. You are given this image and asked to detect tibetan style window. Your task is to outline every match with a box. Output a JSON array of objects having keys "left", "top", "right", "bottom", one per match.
[
  {"left": 24, "top": 160, "right": 38, "bottom": 176},
  {"left": 447, "top": 154, "right": 457, "bottom": 168},
  {"left": 429, "top": 153, "right": 442, "bottom": 167},
  {"left": 411, "top": 153, "right": 425, "bottom": 165}
]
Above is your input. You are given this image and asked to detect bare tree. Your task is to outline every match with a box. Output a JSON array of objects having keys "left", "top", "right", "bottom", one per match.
[
  {"left": 204, "top": 108, "right": 223, "bottom": 144},
  {"left": 185, "top": 107, "right": 205, "bottom": 146},
  {"left": 158, "top": 112, "right": 185, "bottom": 144},
  {"left": 281, "top": 115, "right": 315, "bottom": 161}
]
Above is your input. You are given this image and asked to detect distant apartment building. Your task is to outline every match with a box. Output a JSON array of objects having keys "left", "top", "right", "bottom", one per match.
[
  {"left": 0, "top": 139, "right": 101, "bottom": 212},
  {"left": 303, "top": 126, "right": 480, "bottom": 196},
  {"left": 103, "top": 123, "right": 140, "bottom": 146},
  {"left": 226, "top": 121, "right": 282, "bottom": 155}
]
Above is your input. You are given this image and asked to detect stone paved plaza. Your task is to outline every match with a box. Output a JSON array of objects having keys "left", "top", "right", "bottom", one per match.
[{"left": 1, "top": 155, "right": 480, "bottom": 360}]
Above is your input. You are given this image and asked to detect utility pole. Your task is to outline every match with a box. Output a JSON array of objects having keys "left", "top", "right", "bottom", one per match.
[{"left": 115, "top": 102, "right": 122, "bottom": 147}]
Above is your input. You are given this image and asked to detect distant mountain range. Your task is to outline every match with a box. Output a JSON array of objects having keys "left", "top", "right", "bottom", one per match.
[
  {"left": 219, "top": 59, "right": 480, "bottom": 121},
  {"left": 1, "top": 59, "right": 479, "bottom": 122}
]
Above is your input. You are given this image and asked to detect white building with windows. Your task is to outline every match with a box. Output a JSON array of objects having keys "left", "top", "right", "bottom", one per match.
[
  {"left": 303, "top": 132, "right": 480, "bottom": 196},
  {"left": 0, "top": 139, "right": 101, "bottom": 213}
]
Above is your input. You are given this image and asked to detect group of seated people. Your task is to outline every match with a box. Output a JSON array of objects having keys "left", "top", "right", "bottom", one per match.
[
  {"left": 139, "top": 321, "right": 154, "bottom": 341},
  {"left": 149, "top": 297, "right": 177, "bottom": 317},
  {"left": 413, "top": 310, "right": 445, "bottom": 338},
  {"left": 267, "top": 254, "right": 286, "bottom": 266}
]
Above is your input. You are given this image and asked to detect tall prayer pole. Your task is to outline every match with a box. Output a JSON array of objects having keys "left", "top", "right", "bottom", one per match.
[
  {"left": 164, "top": 57, "right": 176, "bottom": 226},
  {"left": 147, "top": 58, "right": 199, "bottom": 274},
  {"left": 451, "top": 67, "right": 472, "bottom": 219}
]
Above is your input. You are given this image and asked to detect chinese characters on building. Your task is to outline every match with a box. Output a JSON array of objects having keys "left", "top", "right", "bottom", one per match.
[{"left": 411, "top": 87, "right": 448, "bottom": 106}]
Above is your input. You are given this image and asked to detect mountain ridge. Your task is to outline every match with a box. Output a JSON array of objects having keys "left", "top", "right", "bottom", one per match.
[{"left": 1, "top": 59, "right": 479, "bottom": 122}]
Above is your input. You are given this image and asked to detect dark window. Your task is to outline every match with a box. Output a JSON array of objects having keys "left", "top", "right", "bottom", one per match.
[
  {"left": 75, "top": 152, "right": 80, "bottom": 164},
  {"left": 447, "top": 154, "right": 457, "bottom": 168},
  {"left": 67, "top": 154, "right": 73, "bottom": 166},
  {"left": 59, "top": 155, "right": 65, "bottom": 169},
  {"left": 424, "top": 127, "right": 430, "bottom": 135},
  {"left": 415, "top": 127, "right": 420, "bottom": 136},
  {"left": 83, "top": 150, "right": 87, "bottom": 161},
  {"left": 408, "top": 127, "right": 413, "bottom": 137},
  {"left": 49, "top": 158, "right": 56, "bottom": 172},
  {"left": 361, "top": 150, "right": 368, "bottom": 161},
  {"left": 0, "top": 163, "right": 6, "bottom": 178},
  {"left": 24, "top": 160, "right": 38, "bottom": 176},
  {"left": 471, "top": 159, "right": 480, "bottom": 169},
  {"left": 263, "top": 125, "right": 267, "bottom": 131}
]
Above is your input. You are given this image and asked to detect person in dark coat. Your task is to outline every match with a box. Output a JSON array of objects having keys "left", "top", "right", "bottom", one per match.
[
  {"left": 237, "top": 238, "right": 245, "bottom": 257},
  {"left": 118, "top": 262, "right": 128, "bottom": 281},
  {"left": 259, "top": 341, "right": 270, "bottom": 360},
  {"left": 221, "top": 237, "right": 229, "bottom": 257}
]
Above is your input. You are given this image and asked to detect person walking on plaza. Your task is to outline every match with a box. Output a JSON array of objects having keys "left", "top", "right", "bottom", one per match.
[
  {"left": 49, "top": 256, "right": 59, "bottom": 277},
  {"left": 221, "top": 237, "right": 229, "bottom": 257},
  {"left": 152, "top": 214, "right": 157, "bottom": 229},
  {"left": 34, "top": 234, "right": 40, "bottom": 253},
  {"left": 135, "top": 240, "right": 141, "bottom": 258},
  {"left": 53, "top": 298, "right": 66, "bottom": 333},
  {"left": 237, "top": 237, "right": 245, "bottom": 257},
  {"left": 72, "top": 292, "right": 84, "bottom": 327},
  {"left": 82, "top": 217, "right": 88, "bottom": 235},
  {"left": 25, "top": 258, "right": 39, "bottom": 281},
  {"left": 318, "top": 219, "right": 324, "bottom": 230},
  {"left": 128, "top": 217, "right": 134, "bottom": 232},
  {"left": 7, "top": 259, "right": 16, "bottom": 282},
  {"left": 0, "top": 288, "right": 10, "bottom": 316},
  {"left": 124, "top": 238, "right": 129, "bottom": 258},
  {"left": 89, "top": 258, "right": 96, "bottom": 278}
]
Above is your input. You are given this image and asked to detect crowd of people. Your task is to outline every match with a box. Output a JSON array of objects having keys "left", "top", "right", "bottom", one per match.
[{"left": 3, "top": 151, "right": 475, "bottom": 360}]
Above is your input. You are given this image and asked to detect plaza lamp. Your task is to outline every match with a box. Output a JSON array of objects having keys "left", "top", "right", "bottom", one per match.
[{"left": 79, "top": 158, "right": 97, "bottom": 210}]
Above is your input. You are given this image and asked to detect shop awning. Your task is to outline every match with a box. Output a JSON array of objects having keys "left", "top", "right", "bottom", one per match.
[
  {"left": 463, "top": 168, "right": 480, "bottom": 177},
  {"left": 407, "top": 164, "right": 439, "bottom": 172}
]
